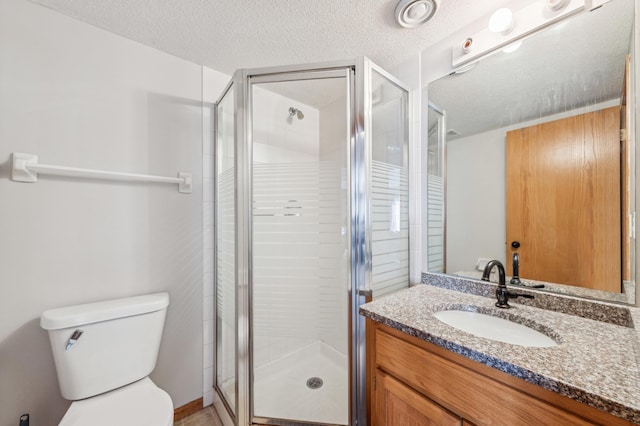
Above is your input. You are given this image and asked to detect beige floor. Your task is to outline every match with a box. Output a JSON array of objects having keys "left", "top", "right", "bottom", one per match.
[{"left": 175, "top": 406, "right": 223, "bottom": 426}]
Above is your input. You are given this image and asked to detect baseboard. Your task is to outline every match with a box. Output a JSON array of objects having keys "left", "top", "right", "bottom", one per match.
[{"left": 174, "top": 397, "right": 204, "bottom": 421}]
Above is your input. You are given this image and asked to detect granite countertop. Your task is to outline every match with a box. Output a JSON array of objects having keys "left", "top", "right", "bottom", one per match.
[{"left": 360, "top": 283, "right": 640, "bottom": 424}]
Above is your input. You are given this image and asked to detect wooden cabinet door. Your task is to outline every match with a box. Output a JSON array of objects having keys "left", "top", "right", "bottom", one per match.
[
  {"left": 374, "top": 369, "right": 461, "bottom": 426},
  {"left": 506, "top": 106, "right": 621, "bottom": 292}
]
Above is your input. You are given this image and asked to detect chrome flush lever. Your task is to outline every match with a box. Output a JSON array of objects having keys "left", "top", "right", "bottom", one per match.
[{"left": 65, "top": 329, "right": 84, "bottom": 350}]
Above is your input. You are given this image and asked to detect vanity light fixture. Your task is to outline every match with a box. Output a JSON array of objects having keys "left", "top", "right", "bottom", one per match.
[
  {"left": 452, "top": 0, "right": 587, "bottom": 68},
  {"left": 395, "top": 0, "right": 440, "bottom": 28},
  {"left": 488, "top": 8, "right": 514, "bottom": 34}
]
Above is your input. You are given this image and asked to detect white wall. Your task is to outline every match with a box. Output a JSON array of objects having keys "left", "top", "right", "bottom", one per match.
[
  {"left": 446, "top": 128, "right": 506, "bottom": 273},
  {"left": 0, "top": 1, "right": 227, "bottom": 424},
  {"left": 253, "top": 85, "right": 320, "bottom": 163},
  {"left": 319, "top": 97, "right": 347, "bottom": 162}
]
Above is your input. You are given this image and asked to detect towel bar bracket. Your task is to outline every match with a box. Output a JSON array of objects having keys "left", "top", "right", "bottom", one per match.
[
  {"left": 178, "top": 172, "right": 192, "bottom": 194},
  {"left": 12, "top": 153, "right": 39, "bottom": 183}
]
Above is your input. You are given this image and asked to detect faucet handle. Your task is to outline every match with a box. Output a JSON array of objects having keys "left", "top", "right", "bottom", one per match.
[
  {"left": 508, "top": 291, "right": 534, "bottom": 300},
  {"left": 496, "top": 288, "right": 535, "bottom": 309}
]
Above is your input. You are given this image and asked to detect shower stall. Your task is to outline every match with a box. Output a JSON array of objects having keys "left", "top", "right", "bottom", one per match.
[{"left": 214, "top": 58, "right": 409, "bottom": 426}]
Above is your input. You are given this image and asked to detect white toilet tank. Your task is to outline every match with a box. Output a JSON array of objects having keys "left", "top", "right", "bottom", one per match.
[{"left": 41, "top": 293, "right": 170, "bottom": 400}]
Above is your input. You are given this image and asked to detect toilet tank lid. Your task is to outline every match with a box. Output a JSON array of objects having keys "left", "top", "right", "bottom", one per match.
[{"left": 40, "top": 292, "right": 170, "bottom": 330}]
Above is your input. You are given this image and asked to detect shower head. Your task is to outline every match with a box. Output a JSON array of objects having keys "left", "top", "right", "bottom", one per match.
[{"left": 289, "top": 107, "right": 304, "bottom": 120}]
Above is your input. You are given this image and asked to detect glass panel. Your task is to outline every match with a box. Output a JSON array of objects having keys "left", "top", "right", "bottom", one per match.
[
  {"left": 215, "top": 86, "right": 236, "bottom": 413},
  {"left": 370, "top": 70, "right": 410, "bottom": 298},
  {"left": 427, "top": 104, "right": 445, "bottom": 272},
  {"left": 251, "top": 77, "right": 349, "bottom": 425}
]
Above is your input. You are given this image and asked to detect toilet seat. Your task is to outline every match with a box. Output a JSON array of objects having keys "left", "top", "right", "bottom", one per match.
[{"left": 59, "top": 377, "right": 173, "bottom": 426}]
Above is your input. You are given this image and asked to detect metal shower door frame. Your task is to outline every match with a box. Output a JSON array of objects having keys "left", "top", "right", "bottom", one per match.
[
  {"left": 213, "top": 77, "right": 238, "bottom": 426},
  {"left": 244, "top": 64, "right": 354, "bottom": 426}
]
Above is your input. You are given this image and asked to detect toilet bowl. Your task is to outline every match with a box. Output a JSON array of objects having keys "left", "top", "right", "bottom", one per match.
[
  {"left": 41, "top": 293, "right": 173, "bottom": 425},
  {"left": 59, "top": 378, "right": 172, "bottom": 426}
]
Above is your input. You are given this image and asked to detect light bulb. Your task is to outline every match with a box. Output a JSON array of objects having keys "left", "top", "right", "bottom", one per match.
[
  {"left": 502, "top": 40, "right": 522, "bottom": 53},
  {"left": 489, "top": 8, "right": 514, "bottom": 34}
]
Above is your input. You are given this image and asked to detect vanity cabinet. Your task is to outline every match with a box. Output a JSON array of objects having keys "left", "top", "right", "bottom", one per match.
[{"left": 369, "top": 321, "right": 633, "bottom": 426}]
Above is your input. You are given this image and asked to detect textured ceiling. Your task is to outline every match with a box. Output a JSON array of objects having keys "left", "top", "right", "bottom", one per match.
[
  {"left": 29, "top": 0, "right": 516, "bottom": 77},
  {"left": 28, "top": 0, "right": 628, "bottom": 130},
  {"left": 429, "top": 0, "right": 633, "bottom": 139}
]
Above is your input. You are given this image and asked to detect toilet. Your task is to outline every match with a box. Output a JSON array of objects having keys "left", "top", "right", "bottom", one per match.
[{"left": 40, "top": 293, "right": 173, "bottom": 426}]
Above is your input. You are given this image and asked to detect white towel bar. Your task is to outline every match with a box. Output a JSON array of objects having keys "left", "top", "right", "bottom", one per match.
[{"left": 11, "top": 153, "right": 192, "bottom": 194}]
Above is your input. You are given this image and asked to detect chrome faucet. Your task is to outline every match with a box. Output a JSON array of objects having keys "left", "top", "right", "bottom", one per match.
[{"left": 482, "top": 260, "right": 534, "bottom": 308}]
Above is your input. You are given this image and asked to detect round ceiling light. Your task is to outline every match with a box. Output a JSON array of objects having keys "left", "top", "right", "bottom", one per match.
[{"left": 395, "top": 0, "right": 440, "bottom": 28}]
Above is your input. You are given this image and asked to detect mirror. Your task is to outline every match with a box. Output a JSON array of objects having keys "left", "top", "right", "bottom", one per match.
[{"left": 426, "top": 0, "right": 636, "bottom": 304}]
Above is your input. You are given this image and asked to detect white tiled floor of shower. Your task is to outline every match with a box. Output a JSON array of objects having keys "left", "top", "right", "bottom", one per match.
[{"left": 220, "top": 340, "right": 349, "bottom": 425}]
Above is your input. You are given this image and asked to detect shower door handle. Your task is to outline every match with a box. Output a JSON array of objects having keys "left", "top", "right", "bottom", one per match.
[{"left": 357, "top": 289, "right": 372, "bottom": 298}]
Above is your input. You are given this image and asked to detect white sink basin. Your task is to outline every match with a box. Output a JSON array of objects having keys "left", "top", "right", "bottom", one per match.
[{"left": 433, "top": 310, "right": 558, "bottom": 348}]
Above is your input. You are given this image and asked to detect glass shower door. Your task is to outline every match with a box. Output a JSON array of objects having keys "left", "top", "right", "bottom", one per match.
[
  {"left": 369, "top": 68, "right": 410, "bottom": 298},
  {"left": 250, "top": 72, "right": 351, "bottom": 425},
  {"left": 426, "top": 103, "right": 446, "bottom": 273}
]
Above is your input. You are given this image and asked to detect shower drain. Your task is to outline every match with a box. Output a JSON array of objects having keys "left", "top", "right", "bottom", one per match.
[{"left": 306, "top": 377, "right": 323, "bottom": 389}]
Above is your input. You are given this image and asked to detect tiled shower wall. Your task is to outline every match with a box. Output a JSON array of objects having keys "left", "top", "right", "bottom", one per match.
[
  {"left": 252, "top": 162, "right": 345, "bottom": 366},
  {"left": 318, "top": 97, "right": 350, "bottom": 355},
  {"left": 252, "top": 86, "right": 349, "bottom": 365}
]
